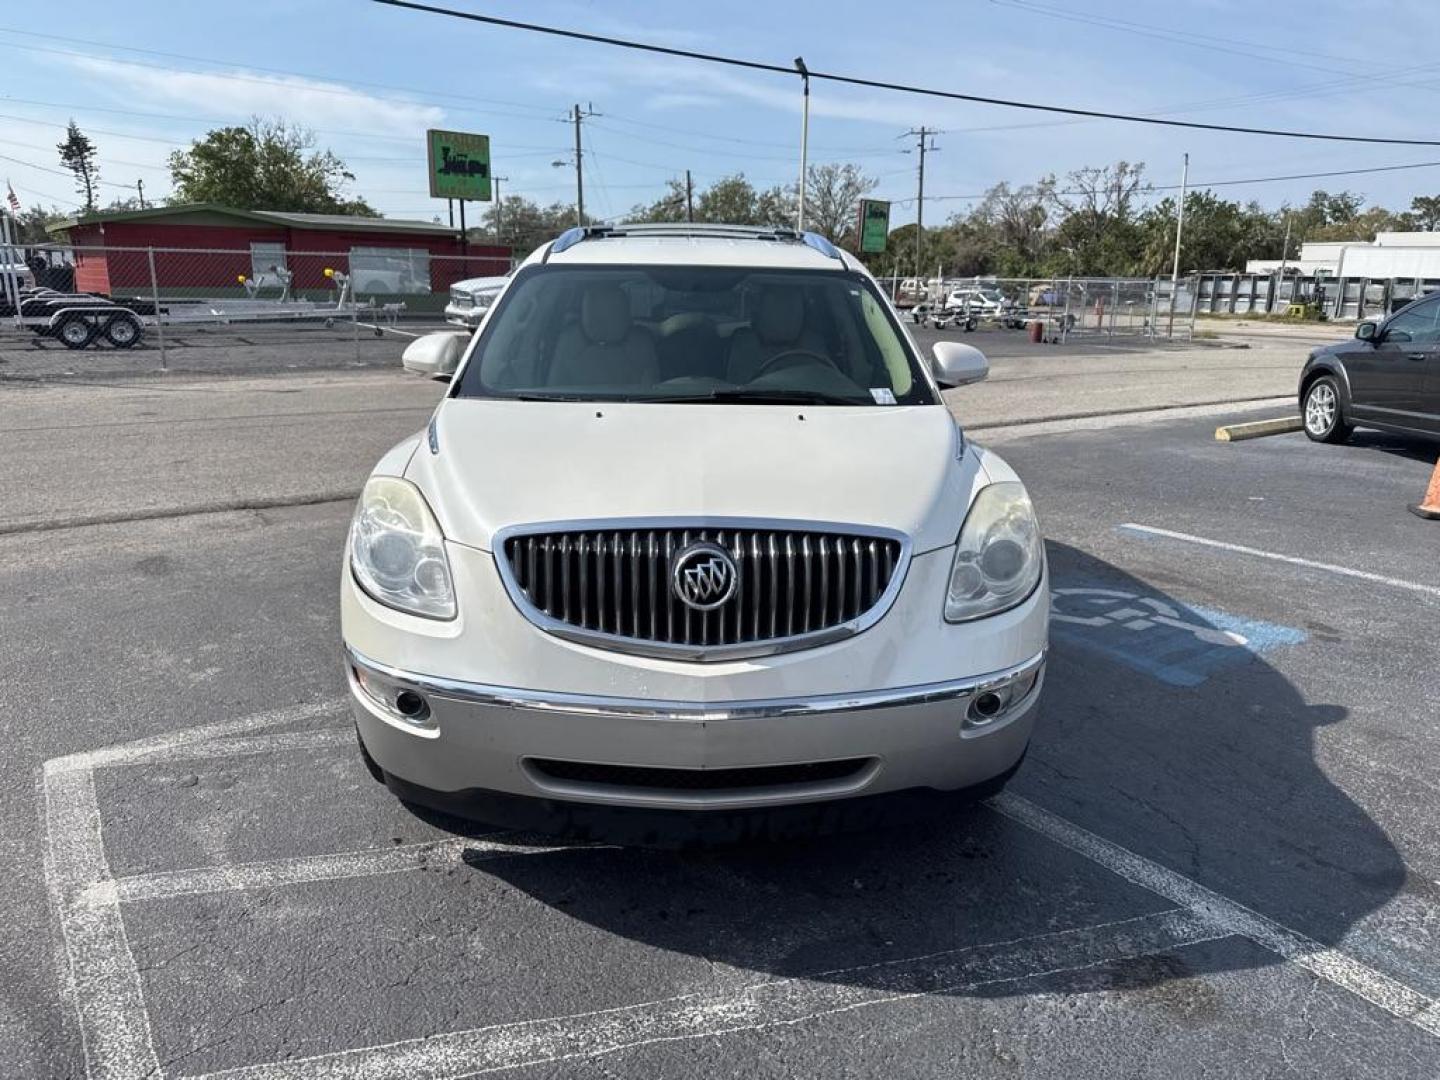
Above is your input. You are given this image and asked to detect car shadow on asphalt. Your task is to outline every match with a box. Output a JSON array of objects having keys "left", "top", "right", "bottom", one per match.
[
  {"left": 426, "top": 541, "right": 1403, "bottom": 999},
  {"left": 1343, "top": 429, "right": 1439, "bottom": 464}
]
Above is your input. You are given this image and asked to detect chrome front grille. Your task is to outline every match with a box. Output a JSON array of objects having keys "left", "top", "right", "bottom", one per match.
[{"left": 497, "top": 522, "right": 909, "bottom": 660}]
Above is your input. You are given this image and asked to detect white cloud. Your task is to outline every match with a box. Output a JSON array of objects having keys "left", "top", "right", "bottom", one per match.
[{"left": 65, "top": 56, "right": 444, "bottom": 137}]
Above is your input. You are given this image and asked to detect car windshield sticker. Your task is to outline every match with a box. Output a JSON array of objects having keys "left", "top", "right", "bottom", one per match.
[{"left": 870, "top": 388, "right": 898, "bottom": 405}]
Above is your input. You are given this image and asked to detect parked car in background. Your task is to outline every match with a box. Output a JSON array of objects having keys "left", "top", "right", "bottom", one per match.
[
  {"left": 1300, "top": 290, "right": 1440, "bottom": 443},
  {"left": 945, "top": 288, "right": 1014, "bottom": 317},
  {"left": 347, "top": 223, "right": 1048, "bottom": 832},
  {"left": 444, "top": 274, "right": 510, "bottom": 328},
  {"left": 353, "top": 254, "right": 430, "bottom": 296}
]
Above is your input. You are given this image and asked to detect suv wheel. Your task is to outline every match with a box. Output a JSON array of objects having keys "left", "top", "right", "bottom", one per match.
[{"left": 1303, "top": 375, "right": 1352, "bottom": 443}]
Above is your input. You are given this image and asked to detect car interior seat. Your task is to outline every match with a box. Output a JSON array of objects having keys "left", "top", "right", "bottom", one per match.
[
  {"left": 549, "top": 283, "right": 660, "bottom": 387},
  {"left": 725, "top": 286, "right": 829, "bottom": 384}
]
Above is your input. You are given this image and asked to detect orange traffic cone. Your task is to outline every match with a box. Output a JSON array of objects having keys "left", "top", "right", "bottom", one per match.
[{"left": 1411, "top": 456, "right": 1440, "bottom": 520}]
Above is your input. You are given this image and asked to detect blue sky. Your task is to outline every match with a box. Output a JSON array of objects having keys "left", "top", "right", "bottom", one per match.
[{"left": 3, "top": 0, "right": 1440, "bottom": 228}]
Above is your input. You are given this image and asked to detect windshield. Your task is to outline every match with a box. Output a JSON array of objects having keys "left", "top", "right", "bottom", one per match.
[{"left": 453, "top": 265, "right": 937, "bottom": 406}]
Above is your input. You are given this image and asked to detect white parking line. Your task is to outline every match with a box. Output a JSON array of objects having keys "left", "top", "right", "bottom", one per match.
[
  {"left": 43, "top": 766, "right": 162, "bottom": 1080},
  {"left": 46, "top": 699, "right": 346, "bottom": 775},
  {"left": 84, "top": 836, "right": 606, "bottom": 907},
  {"left": 40, "top": 702, "right": 1440, "bottom": 1080},
  {"left": 189, "top": 909, "right": 1225, "bottom": 1080},
  {"left": 991, "top": 793, "right": 1440, "bottom": 1036},
  {"left": 1120, "top": 523, "right": 1440, "bottom": 598}
]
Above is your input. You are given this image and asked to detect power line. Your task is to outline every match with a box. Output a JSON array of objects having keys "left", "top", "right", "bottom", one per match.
[{"left": 370, "top": 0, "right": 1440, "bottom": 147}]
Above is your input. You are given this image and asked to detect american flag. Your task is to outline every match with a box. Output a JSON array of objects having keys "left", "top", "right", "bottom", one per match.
[{"left": 5, "top": 181, "right": 19, "bottom": 213}]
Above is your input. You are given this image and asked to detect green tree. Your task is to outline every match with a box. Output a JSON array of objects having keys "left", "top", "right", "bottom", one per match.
[
  {"left": 626, "top": 178, "right": 689, "bottom": 223},
  {"left": 1137, "top": 192, "right": 1282, "bottom": 275},
  {"left": 168, "top": 119, "right": 375, "bottom": 215},
  {"left": 801, "top": 162, "right": 877, "bottom": 244},
  {"left": 1045, "top": 161, "right": 1148, "bottom": 275},
  {"left": 12, "top": 204, "right": 68, "bottom": 244},
  {"left": 56, "top": 120, "right": 100, "bottom": 212},
  {"left": 1410, "top": 195, "right": 1440, "bottom": 231},
  {"left": 484, "top": 195, "right": 593, "bottom": 257}
]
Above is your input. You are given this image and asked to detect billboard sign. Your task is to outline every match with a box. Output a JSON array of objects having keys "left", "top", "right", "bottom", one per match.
[
  {"left": 858, "top": 199, "right": 891, "bottom": 253},
  {"left": 427, "top": 129, "right": 492, "bottom": 201}
]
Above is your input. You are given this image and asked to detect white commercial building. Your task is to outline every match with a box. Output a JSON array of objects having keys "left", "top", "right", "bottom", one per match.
[{"left": 1247, "top": 231, "right": 1440, "bottom": 279}]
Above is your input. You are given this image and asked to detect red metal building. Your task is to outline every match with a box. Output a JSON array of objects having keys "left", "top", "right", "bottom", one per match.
[{"left": 48, "top": 204, "right": 509, "bottom": 300}]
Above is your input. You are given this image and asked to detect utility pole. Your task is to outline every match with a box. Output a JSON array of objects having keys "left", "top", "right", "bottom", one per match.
[
  {"left": 685, "top": 170, "right": 694, "bottom": 223},
  {"left": 794, "top": 57, "right": 810, "bottom": 231},
  {"left": 136, "top": 178, "right": 146, "bottom": 209},
  {"left": 567, "top": 103, "right": 599, "bottom": 226},
  {"left": 1167, "top": 152, "right": 1189, "bottom": 338},
  {"left": 905, "top": 127, "right": 938, "bottom": 292}
]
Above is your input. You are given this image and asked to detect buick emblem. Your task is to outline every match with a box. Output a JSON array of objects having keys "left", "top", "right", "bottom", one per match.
[{"left": 671, "top": 542, "right": 738, "bottom": 611}]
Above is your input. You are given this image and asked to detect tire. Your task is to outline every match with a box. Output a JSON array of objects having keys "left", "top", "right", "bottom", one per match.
[
  {"left": 103, "top": 314, "right": 141, "bottom": 348},
  {"left": 56, "top": 314, "right": 96, "bottom": 349},
  {"left": 362, "top": 280, "right": 387, "bottom": 295},
  {"left": 1302, "top": 374, "right": 1352, "bottom": 443}
]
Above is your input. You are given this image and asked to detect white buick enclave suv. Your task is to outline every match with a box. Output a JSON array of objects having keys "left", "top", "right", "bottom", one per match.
[{"left": 342, "top": 223, "right": 1048, "bottom": 830}]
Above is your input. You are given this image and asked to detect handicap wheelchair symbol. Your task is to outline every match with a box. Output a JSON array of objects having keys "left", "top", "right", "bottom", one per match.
[
  {"left": 1049, "top": 586, "right": 1305, "bottom": 687},
  {"left": 1051, "top": 588, "right": 1249, "bottom": 647}
]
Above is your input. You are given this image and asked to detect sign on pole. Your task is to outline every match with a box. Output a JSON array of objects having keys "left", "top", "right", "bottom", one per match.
[
  {"left": 858, "top": 199, "right": 891, "bottom": 253},
  {"left": 427, "top": 130, "right": 492, "bottom": 201}
]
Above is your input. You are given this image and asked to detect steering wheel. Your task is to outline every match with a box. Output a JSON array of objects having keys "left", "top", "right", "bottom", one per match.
[{"left": 754, "top": 348, "right": 841, "bottom": 378}]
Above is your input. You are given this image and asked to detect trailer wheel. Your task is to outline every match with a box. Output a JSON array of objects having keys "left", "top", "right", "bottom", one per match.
[
  {"left": 103, "top": 314, "right": 142, "bottom": 348},
  {"left": 57, "top": 315, "right": 97, "bottom": 349}
]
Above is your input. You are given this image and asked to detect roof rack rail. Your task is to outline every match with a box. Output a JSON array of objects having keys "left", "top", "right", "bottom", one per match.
[{"left": 545, "top": 222, "right": 845, "bottom": 262}]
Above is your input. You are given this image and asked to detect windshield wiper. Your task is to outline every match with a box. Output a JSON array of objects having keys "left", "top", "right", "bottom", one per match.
[{"left": 647, "top": 388, "right": 871, "bottom": 406}]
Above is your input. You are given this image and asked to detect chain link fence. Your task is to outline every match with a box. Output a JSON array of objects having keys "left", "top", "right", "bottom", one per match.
[
  {"left": 1, "top": 244, "right": 511, "bottom": 371},
  {"left": 895, "top": 276, "right": 1198, "bottom": 342}
]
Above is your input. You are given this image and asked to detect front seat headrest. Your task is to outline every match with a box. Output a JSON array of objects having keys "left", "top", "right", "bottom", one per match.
[
  {"left": 754, "top": 287, "right": 806, "bottom": 345},
  {"left": 581, "top": 284, "right": 632, "bottom": 345}
]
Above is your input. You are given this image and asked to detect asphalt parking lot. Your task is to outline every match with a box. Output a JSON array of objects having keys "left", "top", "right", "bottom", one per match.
[{"left": 3, "top": 330, "right": 1438, "bottom": 1077}]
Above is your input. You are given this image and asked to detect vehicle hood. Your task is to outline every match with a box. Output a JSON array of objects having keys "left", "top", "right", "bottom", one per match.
[
  {"left": 408, "top": 399, "right": 982, "bottom": 553},
  {"left": 451, "top": 275, "right": 509, "bottom": 295}
]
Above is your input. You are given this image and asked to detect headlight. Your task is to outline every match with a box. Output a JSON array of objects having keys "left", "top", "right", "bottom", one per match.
[
  {"left": 944, "top": 482, "right": 1043, "bottom": 622},
  {"left": 349, "top": 476, "right": 456, "bottom": 619}
]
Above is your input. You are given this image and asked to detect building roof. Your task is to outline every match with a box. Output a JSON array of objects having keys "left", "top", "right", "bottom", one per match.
[{"left": 48, "top": 202, "right": 454, "bottom": 236}]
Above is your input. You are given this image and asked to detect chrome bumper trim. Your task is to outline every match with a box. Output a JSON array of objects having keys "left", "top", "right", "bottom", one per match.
[{"left": 344, "top": 645, "right": 1045, "bottom": 722}]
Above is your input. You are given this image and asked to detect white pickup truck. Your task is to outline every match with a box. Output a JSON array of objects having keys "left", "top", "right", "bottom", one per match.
[{"left": 443, "top": 274, "right": 510, "bottom": 328}]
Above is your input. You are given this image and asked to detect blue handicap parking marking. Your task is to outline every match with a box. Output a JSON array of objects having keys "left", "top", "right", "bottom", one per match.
[{"left": 1049, "top": 584, "right": 1308, "bottom": 687}]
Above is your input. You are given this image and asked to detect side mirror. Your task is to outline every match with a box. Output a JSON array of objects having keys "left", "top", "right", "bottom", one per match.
[
  {"left": 401, "top": 331, "right": 469, "bottom": 379},
  {"left": 931, "top": 340, "right": 989, "bottom": 388},
  {"left": 1355, "top": 320, "right": 1379, "bottom": 343}
]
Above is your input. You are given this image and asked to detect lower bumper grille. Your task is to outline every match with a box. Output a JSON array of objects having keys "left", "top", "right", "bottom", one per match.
[{"left": 526, "top": 757, "right": 873, "bottom": 792}]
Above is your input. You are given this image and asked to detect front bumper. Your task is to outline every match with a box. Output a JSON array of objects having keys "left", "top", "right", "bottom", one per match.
[
  {"left": 345, "top": 645, "right": 1044, "bottom": 812},
  {"left": 443, "top": 302, "right": 485, "bottom": 328}
]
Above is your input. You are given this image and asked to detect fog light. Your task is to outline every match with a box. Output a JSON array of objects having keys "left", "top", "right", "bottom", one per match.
[
  {"left": 969, "top": 691, "right": 1006, "bottom": 725},
  {"left": 394, "top": 690, "right": 429, "bottom": 721},
  {"left": 350, "top": 663, "right": 436, "bottom": 730}
]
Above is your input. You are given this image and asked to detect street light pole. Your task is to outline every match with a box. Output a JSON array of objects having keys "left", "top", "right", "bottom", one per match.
[
  {"left": 1167, "top": 151, "right": 1189, "bottom": 338},
  {"left": 794, "top": 57, "right": 810, "bottom": 231}
]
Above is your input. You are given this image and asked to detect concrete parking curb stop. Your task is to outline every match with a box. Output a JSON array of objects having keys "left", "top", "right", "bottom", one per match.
[{"left": 1214, "top": 417, "right": 1302, "bottom": 442}]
